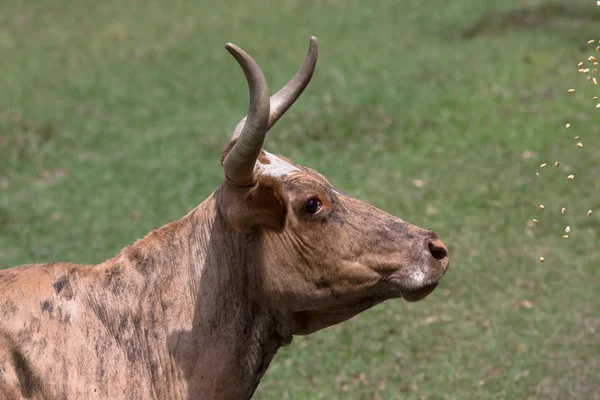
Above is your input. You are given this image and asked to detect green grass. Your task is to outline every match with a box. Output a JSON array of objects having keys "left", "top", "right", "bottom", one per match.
[{"left": 1, "top": 0, "right": 599, "bottom": 398}]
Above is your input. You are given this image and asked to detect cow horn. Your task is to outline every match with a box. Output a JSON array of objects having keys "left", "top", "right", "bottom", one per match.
[
  {"left": 223, "top": 43, "right": 271, "bottom": 187},
  {"left": 224, "top": 37, "right": 318, "bottom": 186},
  {"left": 267, "top": 36, "right": 318, "bottom": 130}
]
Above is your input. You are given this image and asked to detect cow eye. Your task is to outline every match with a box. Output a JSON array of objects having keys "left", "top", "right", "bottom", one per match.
[{"left": 304, "top": 198, "right": 322, "bottom": 214}]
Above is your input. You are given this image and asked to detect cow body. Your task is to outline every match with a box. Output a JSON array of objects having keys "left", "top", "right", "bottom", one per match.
[
  {"left": 1, "top": 195, "right": 280, "bottom": 399},
  {"left": 0, "top": 37, "right": 450, "bottom": 399}
]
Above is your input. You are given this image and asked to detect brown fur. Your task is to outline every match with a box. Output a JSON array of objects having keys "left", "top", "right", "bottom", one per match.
[
  {"left": 1, "top": 58, "right": 449, "bottom": 400},
  {"left": 0, "top": 146, "right": 449, "bottom": 399}
]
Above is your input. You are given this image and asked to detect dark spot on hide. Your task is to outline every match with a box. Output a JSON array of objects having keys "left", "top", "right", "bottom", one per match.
[
  {"left": 315, "top": 277, "right": 331, "bottom": 289},
  {"left": 385, "top": 219, "right": 405, "bottom": 232},
  {"left": 119, "top": 314, "right": 129, "bottom": 332},
  {"left": 89, "top": 299, "right": 111, "bottom": 336},
  {"left": 104, "top": 265, "right": 124, "bottom": 295},
  {"left": 1, "top": 300, "right": 17, "bottom": 318},
  {"left": 40, "top": 300, "right": 53, "bottom": 314},
  {"left": 128, "top": 247, "right": 155, "bottom": 274},
  {"left": 149, "top": 358, "right": 159, "bottom": 383},
  {"left": 53, "top": 275, "right": 74, "bottom": 300},
  {"left": 12, "top": 348, "right": 42, "bottom": 398},
  {"left": 53, "top": 277, "right": 68, "bottom": 294},
  {"left": 123, "top": 313, "right": 144, "bottom": 363},
  {"left": 125, "top": 340, "right": 142, "bottom": 363},
  {"left": 2, "top": 270, "right": 19, "bottom": 287},
  {"left": 385, "top": 220, "right": 415, "bottom": 239},
  {"left": 56, "top": 306, "right": 71, "bottom": 325},
  {"left": 18, "top": 318, "right": 42, "bottom": 346}
]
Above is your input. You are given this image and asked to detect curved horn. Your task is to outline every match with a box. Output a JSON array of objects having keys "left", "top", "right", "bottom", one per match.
[
  {"left": 268, "top": 36, "right": 318, "bottom": 130},
  {"left": 223, "top": 43, "right": 270, "bottom": 186},
  {"left": 223, "top": 37, "right": 318, "bottom": 186}
]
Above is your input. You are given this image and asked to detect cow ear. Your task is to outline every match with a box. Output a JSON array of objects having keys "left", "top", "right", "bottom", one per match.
[{"left": 226, "top": 176, "right": 288, "bottom": 234}]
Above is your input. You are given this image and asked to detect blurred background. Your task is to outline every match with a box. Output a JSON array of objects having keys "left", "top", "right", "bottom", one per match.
[{"left": 1, "top": 0, "right": 599, "bottom": 398}]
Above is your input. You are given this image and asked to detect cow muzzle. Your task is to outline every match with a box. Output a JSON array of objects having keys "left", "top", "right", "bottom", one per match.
[{"left": 394, "top": 230, "right": 449, "bottom": 302}]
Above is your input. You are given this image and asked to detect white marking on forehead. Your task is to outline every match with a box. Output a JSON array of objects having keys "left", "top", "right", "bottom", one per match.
[{"left": 256, "top": 151, "right": 301, "bottom": 178}]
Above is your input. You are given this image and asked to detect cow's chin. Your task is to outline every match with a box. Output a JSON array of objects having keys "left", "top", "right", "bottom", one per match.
[{"left": 400, "top": 283, "right": 439, "bottom": 302}]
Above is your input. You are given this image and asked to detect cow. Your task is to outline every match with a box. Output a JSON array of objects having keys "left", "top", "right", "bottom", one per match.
[{"left": 0, "top": 36, "right": 449, "bottom": 399}]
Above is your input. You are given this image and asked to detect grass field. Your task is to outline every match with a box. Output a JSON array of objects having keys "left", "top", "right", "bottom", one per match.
[{"left": 1, "top": 0, "right": 599, "bottom": 398}]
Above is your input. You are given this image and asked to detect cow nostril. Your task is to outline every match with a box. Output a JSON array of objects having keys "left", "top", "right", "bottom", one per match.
[{"left": 428, "top": 242, "right": 448, "bottom": 261}]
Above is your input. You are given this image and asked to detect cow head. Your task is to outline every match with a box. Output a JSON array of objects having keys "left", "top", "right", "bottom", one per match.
[{"left": 220, "top": 37, "right": 449, "bottom": 337}]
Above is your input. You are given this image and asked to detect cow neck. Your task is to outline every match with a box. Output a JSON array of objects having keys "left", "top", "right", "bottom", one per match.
[{"left": 106, "top": 188, "right": 283, "bottom": 399}]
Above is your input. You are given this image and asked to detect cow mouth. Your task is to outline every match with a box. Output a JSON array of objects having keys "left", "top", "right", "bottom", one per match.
[{"left": 400, "top": 282, "right": 439, "bottom": 302}]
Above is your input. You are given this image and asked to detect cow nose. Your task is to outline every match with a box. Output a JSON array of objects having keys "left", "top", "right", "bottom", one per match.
[{"left": 427, "top": 233, "right": 449, "bottom": 266}]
